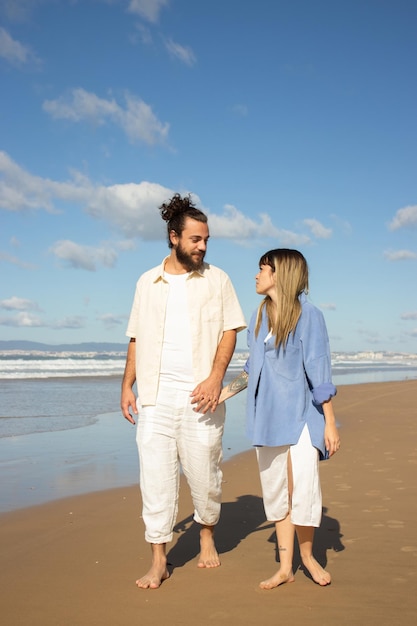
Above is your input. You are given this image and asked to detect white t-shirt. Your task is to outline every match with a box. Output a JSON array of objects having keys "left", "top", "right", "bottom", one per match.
[{"left": 159, "top": 272, "right": 194, "bottom": 389}]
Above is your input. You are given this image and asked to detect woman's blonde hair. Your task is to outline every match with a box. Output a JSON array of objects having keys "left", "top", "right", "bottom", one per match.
[{"left": 255, "top": 248, "right": 309, "bottom": 349}]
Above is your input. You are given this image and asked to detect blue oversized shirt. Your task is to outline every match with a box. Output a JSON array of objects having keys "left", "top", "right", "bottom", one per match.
[{"left": 244, "top": 293, "right": 336, "bottom": 456}]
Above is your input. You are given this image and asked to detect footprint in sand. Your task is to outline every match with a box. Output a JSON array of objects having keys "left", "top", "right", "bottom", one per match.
[
  {"left": 387, "top": 520, "right": 404, "bottom": 529},
  {"left": 336, "top": 483, "right": 351, "bottom": 491}
]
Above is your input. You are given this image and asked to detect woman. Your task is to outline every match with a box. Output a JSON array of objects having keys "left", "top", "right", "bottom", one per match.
[{"left": 220, "top": 248, "right": 340, "bottom": 589}]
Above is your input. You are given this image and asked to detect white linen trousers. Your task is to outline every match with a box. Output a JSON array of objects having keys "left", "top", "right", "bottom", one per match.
[
  {"left": 136, "top": 385, "right": 225, "bottom": 544},
  {"left": 256, "top": 424, "right": 322, "bottom": 527}
]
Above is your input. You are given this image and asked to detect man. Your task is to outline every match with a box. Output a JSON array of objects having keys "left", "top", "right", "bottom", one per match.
[{"left": 121, "top": 193, "right": 246, "bottom": 589}]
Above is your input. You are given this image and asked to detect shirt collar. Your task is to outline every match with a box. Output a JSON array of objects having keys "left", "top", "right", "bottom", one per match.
[{"left": 152, "top": 257, "right": 207, "bottom": 283}]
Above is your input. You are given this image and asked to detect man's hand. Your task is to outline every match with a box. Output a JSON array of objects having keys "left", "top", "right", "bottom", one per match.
[
  {"left": 190, "top": 377, "right": 222, "bottom": 414},
  {"left": 190, "top": 329, "right": 237, "bottom": 414},
  {"left": 121, "top": 386, "right": 138, "bottom": 424},
  {"left": 121, "top": 338, "right": 137, "bottom": 424}
]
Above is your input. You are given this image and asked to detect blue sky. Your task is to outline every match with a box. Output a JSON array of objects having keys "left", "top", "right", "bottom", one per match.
[{"left": 0, "top": 0, "right": 416, "bottom": 353}]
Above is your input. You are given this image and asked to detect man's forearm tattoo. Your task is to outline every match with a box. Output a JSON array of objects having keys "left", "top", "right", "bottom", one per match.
[{"left": 228, "top": 371, "right": 248, "bottom": 393}]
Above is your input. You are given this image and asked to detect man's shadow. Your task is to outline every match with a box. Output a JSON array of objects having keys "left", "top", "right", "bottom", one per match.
[
  {"left": 167, "top": 499, "right": 344, "bottom": 577},
  {"left": 167, "top": 494, "right": 267, "bottom": 569}
]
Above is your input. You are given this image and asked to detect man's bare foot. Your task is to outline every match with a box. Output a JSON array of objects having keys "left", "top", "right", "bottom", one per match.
[
  {"left": 197, "top": 525, "right": 221, "bottom": 568},
  {"left": 301, "top": 555, "right": 331, "bottom": 586},
  {"left": 136, "top": 545, "right": 169, "bottom": 589},
  {"left": 136, "top": 564, "right": 169, "bottom": 589},
  {"left": 259, "top": 569, "right": 295, "bottom": 590}
]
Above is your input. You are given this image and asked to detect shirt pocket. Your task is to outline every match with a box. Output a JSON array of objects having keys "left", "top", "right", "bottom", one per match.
[{"left": 265, "top": 341, "right": 303, "bottom": 382}]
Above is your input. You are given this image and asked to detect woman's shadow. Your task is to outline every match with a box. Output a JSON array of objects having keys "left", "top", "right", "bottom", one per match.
[
  {"left": 265, "top": 505, "right": 345, "bottom": 580},
  {"left": 167, "top": 499, "right": 344, "bottom": 577}
]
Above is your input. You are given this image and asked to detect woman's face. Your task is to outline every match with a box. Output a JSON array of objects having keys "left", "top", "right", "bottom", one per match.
[{"left": 255, "top": 264, "right": 275, "bottom": 297}]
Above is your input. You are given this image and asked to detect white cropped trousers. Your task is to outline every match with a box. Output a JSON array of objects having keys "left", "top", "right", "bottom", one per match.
[
  {"left": 256, "top": 424, "right": 322, "bottom": 527},
  {"left": 136, "top": 386, "right": 225, "bottom": 544}
]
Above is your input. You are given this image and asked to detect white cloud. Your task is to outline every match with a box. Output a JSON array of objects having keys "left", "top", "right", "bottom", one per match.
[
  {"left": 0, "top": 26, "right": 40, "bottom": 67},
  {"left": 1, "top": 151, "right": 313, "bottom": 247},
  {"left": 0, "top": 250, "right": 36, "bottom": 269},
  {"left": 0, "top": 311, "right": 87, "bottom": 330},
  {"left": 50, "top": 240, "right": 118, "bottom": 271},
  {"left": 165, "top": 38, "right": 196, "bottom": 66},
  {"left": 43, "top": 88, "right": 169, "bottom": 145},
  {"left": 127, "top": 0, "right": 169, "bottom": 23},
  {"left": 388, "top": 205, "right": 417, "bottom": 230},
  {"left": 115, "top": 239, "right": 137, "bottom": 251},
  {"left": 0, "top": 152, "right": 173, "bottom": 237},
  {"left": 232, "top": 104, "right": 248, "bottom": 117},
  {"left": 303, "top": 218, "right": 332, "bottom": 239},
  {"left": 401, "top": 312, "right": 417, "bottom": 320},
  {"left": 330, "top": 214, "right": 352, "bottom": 235},
  {"left": 0, "top": 296, "right": 41, "bottom": 311},
  {"left": 384, "top": 249, "right": 417, "bottom": 261},
  {"left": 357, "top": 327, "right": 382, "bottom": 345},
  {"left": 0, "top": 311, "right": 44, "bottom": 327},
  {"left": 208, "top": 204, "right": 311, "bottom": 246},
  {"left": 85, "top": 181, "right": 174, "bottom": 238},
  {"left": 51, "top": 316, "right": 86, "bottom": 329},
  {"left": 0, "top": 0, "right": 44, "bottom": 21},
  {"left": 0, "top": 151, "right": 88, "bottom": 212},
  {"left": 319, "top": 303, "right": 336, "bottom": 311},
  {"left": 131, "top": 23, "right": 153, "bottom": 45},
  {"left": 96, "top": 313, "right": 126, "bottom": 328}
]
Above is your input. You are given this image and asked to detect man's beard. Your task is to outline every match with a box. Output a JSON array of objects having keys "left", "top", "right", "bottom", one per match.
[{"left": 175, "top": 242, "right": 205, "bottom": 272}]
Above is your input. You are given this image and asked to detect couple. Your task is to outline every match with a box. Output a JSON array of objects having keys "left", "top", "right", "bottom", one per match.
[{"left": 120, "top": 194, "right": 340, "bottom": 590}]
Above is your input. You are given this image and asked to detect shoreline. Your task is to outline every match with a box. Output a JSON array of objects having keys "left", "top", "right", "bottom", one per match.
[
  {"left": 1, "top": 379, "right": 416, "bottom": 624},
  {"left": 0, "top": 379, "right": 415, "bottom": 514},
  {"left": 1, "top": 368, "right": 416, "bottom": 383}
]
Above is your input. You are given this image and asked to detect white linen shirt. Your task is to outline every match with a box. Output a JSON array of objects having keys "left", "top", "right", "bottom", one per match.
[{"left": 126, "top": 258, "right": 246, "bottom": 406}]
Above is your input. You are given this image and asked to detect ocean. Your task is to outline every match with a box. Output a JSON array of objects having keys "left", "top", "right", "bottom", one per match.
[
  {"left": 1, "top": 350, "right": 416, "bottom": 439},
  {"left": 0, "top": 350, "right": 416, "bottom": 513}
]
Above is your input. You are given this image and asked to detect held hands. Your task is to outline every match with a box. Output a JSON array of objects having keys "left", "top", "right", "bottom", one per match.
[
  {"left": 121, "top": 387, "right": 138, "bottom": 425},
  {"left": 190, "top": 377, "right": 222, "bottom": 414}
]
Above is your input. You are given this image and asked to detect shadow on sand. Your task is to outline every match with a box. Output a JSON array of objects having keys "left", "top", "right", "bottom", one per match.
[
  {"left": 265, "top": 505, "right": 345, "bottom": 581},
  {"left": 167, "top": 497, "right": 344, "bottom": 580}
]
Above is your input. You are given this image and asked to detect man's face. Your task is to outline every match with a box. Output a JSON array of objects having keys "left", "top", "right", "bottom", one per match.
[{"left": 172, "top": 217, "right": 209, "bottom": 272}]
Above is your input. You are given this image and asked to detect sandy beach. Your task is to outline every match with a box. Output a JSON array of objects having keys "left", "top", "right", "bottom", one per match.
[{"left": 1, "top": 380, "right": 416, "bottom": 625}]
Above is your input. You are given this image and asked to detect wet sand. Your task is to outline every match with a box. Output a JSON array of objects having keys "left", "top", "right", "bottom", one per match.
[{"left": 1, "top": 380, "right": 416, "bottom": 625}]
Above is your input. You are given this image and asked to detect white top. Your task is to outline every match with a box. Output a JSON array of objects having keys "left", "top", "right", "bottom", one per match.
[{"left": 159, "top": 272, "right": 194, "bottom": 389}]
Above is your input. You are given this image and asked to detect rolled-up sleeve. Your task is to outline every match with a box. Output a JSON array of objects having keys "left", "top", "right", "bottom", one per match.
[
  {"left": 300, "top": 303, "right": 337, "bottom": 405},
  {"left": 312, "top": 381, "right": 337, "bottom": 404}
]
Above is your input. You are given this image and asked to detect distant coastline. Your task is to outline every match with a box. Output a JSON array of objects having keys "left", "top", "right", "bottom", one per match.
[
  {"left": 0, "top": 340, "right": 128, "bottom": 353},
  {"left": 1, "top": 339, "right": 416, "bottom": 361}
]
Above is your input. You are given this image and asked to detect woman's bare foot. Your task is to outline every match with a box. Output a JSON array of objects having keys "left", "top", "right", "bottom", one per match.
[
  {"left": 197, "top": 525, "right": 221, "bottom": 568},
  {"left": 259, "top": 568, "right": 295, "bottom": 590},
  {"left": 301, "top": 555, "right": 331, "bottom": 586}
]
